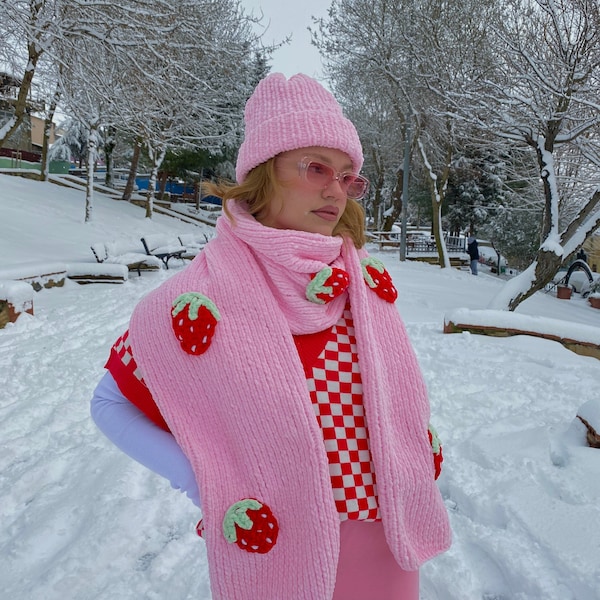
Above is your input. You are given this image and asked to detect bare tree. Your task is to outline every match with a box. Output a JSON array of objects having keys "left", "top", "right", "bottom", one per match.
[
  {"left": 447, "top": 0, "right": 600, "bottom": 309},
  {"left": 103, "top": 0, "right": 269, "bottom": 217},
  {"left": 316, "top": 0, "right": 600, "bottom": 295},
  {"left": 49, "top": 0, "right": 269, "bottom": 221},
  {"left": 313, "top": 0, "right": 501, "bottom": 266},
  {"left": 0, "top": 0, "right": 58, "bottom": 149},
  {"left": 312, "top": 0, "right": 414, "bottom": 232}
]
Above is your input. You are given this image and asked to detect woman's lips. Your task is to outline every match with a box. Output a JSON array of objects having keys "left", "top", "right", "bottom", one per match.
[{"left": 312, "top": 206, "right": 339, "bottom": 221}]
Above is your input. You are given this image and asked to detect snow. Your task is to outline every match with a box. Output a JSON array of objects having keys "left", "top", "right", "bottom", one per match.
[
  {"left": 478, "top": 244, "right": 507, "bottom": 267},
  {"left": 0, "top": 262, "right": 67, "bottom": 280},
  {"left": 445, "top": 307, "right": 600, "bottom": 345},
  {"left": 1, "top": 172, "right": 600, "bottom": 599},
  {"left": 65, "top": 262, "right": 129, "bottom": 278},
  {"left": 0, "top": 279, "right": 33, "bottom": 310}
]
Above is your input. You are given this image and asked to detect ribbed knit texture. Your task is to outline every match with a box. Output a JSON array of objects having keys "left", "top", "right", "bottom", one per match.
[
  {"left": 128, "top": 203, "right": 451, "bottom": 599},
  {"left": 235, "top": 73, "right": 364, "bottom": 183}
]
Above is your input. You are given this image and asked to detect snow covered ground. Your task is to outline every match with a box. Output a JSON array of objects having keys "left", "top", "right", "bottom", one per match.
[{"left": 1, "top": 173, "right": 600, "bottom": 599}]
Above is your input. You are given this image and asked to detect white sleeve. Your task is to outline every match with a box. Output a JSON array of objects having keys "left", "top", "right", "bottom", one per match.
[{"left": 90, "top": 371, "right": 201, "bottom": 508}]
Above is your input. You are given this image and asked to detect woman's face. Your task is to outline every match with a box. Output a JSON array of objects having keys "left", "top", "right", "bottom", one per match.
[{"left": 257, "top": 146, "right": 352, "bottom": 236}]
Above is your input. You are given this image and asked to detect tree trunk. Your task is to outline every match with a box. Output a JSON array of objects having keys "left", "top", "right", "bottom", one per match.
[
  {"left": 369, "top": 147, "right": 385, "bottom": 230},
  {"left": 194, "top": 174, "right": 202, "bottom": 211},
  {"left": 40, "top": 86, "right": 61, "bottom": 182},
  {"left": 158, "top": 171, "right": 168, "bottom": 199},
  {"left": 431, "top": 195, "right": 450, "bottom": 268},
  {"left": 122, "top": 138, "right": 142, "bottom": 202},
  {"left": 382, "top": 167, "right": 403, "bottom": 231},
  {"left": 103, "top": 126, "right": 117, "bottom": 188},
  {"left": 85, "top": 126, "right": 99, "bottom": 223},
  {"left": 145, "top": 145, "right": 166, "bottom": 219},
  {"left": 489, "top": 140, "right": 600, "bottom": 311},
  {"left": 0, "top": 43, "right": 42, "bottom": 149},
  {"left": 487, "top": 249, "right": 562, "bottom": 311},
  {"left": 418, "top": 138, "right": 451, "bottom": 268}
]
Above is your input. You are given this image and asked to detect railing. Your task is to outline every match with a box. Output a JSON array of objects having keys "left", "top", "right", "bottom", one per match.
[
  {"left": 367, "top": 231, "right": 466, "bottom": 254},
  {"left": 0, "top": 147, "right": 42, "bottom": 163},
  {"left": 444, "top": 236, "right": 466, "bottom": 253}
]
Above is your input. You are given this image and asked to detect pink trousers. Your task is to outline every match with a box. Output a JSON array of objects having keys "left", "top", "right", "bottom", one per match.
[{"left": 333, "top": 520, "right": 419, "bottom": 600}]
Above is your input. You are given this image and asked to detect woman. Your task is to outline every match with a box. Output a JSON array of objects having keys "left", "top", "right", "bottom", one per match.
[{"left": 91, "top": 72, "right": 451, "bottom": 600}]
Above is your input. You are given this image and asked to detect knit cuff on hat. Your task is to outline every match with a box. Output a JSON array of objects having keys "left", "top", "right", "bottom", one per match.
[{"left": 236, "top": 73, "right": 364, "bottom": 182}]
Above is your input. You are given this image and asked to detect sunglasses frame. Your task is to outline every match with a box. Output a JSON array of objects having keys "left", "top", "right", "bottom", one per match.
[{"left": 297, "top": 157, "right": 370, "bottom": 200}]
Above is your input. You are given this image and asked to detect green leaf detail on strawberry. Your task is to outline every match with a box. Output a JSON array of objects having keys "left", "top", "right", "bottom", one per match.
[
  {"left": 360, "top": 257, "right": 398, "bottom": 303},
  {"left": 306, "top": 267, "right": 350, "bottom": 304},
  {"left": 428, "top": 424, "right": 443, "bottom": 480},
  {"left": 171, "top": 292, "right": 221, "bottom": 355},
  {"left": 223, "top": 498, "right": 279, "bottom": 554}
]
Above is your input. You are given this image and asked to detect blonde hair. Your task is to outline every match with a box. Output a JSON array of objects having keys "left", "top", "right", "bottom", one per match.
[{"left": 203, "top": 159, "right": 366, "bottom": 248}]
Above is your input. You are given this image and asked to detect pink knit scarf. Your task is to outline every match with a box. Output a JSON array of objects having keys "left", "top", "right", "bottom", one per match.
[
  {"left": 219, "top": 201, "right": 348, "bottom": 334},
  {"left": 129, "top": 203, "right": 451, "bottom": 600}
]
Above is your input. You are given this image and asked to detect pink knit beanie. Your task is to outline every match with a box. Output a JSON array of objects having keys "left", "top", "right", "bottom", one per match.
[{"left": 235, "top": 73, "right": 364, "bottom": 183}]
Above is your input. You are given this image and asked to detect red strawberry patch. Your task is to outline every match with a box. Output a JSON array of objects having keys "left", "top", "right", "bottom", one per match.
[
  {"left": 195, "top": 518, "right": 205, "bottom": 538},
  {"left": 361, "top": 257, "right": 398, "bottom": 303},
  {"left": 306, "top": 267, "right": 349, "bottom": 304},
  {"left": 171, "top": 292, "right": 221, "bottom": 355},
  {"left": 223, "top": 498, "right": 279, "bottom": 554},
  {"left": 428, "top": 424, "right": 443, "bottom": 480}
]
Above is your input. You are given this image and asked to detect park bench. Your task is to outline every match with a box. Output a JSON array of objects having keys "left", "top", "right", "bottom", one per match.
[
  {"left": 91, "top": 241, "right": 161, "bottom": 275},
  {"left": 67, "top": 262, "right": 129, "bottom": 284},
  {"left": 178, "top": 232, "right": 211, "bottom": 253},
  {"left": 367, "top": 231, "right": 440, "bottom": 252},
  {"left": 0, "top": 262, "right": 67, "bottom": 291},
  {"left": 140, "top": 234, "right": 189, "bottom": 269},
  {"left": 367, "top": 231, "right": 402, "bottom": 250}
]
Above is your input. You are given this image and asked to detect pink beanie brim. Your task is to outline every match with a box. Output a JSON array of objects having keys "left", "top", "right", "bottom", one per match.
[{"left": 235, "top": 73, "right": 363, "bottom": 183}]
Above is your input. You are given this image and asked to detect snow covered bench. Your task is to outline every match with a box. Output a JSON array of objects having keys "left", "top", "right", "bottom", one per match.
[
  {"left": 66, "top": 262, "right": 129, "bottom": 285},
  {"left": 0, "top": 279, "right": 34, "bottom": 328},
  {"left": 367, "top": 231, "right": 402, "bottom": 250},
  {"left": 140, "top": 234, "right": 192, "bottom": 269},
  {"left": 0, "top": 262, "right": 67, "bottom": 291},
  {"left": 444, "top": 308, "right": 600, "bottom": 361},
  {"left": 178, "top": 232, "right": 210, "bottom": 254},
  {"left": 91, "top": 241, "right": 161, "bottom": 275}
]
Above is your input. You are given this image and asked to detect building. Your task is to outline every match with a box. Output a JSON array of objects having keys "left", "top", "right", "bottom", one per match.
[
  {"left": 583, "top": 234, "right": 600, "bottom": 273},
  {"left": 0, "top": 71, "right": 35, "bottom": 153},
  {"left": 1, "top": 71, "right": 63, "bottom": 170},
  {"left": 30, "top": 114, "right": 58, "bottom": 152}
]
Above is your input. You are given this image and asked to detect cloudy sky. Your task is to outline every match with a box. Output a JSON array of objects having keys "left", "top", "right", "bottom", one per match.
[{"left": 241, "top": 0, "right": 329, "bottom": 79}]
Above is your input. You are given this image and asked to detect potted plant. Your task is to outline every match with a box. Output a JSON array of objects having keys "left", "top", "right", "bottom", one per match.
[
  {"left": 556, "top": 284, "right": 573, "bottom": 300},
  {"left": 585, "top": 279, "right": 600, "bottom": 308}
]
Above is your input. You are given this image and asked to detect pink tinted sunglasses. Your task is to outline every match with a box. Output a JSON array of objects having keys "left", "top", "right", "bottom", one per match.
[{"left": 298, "top": 157, "right": 370, "bottom": 200}]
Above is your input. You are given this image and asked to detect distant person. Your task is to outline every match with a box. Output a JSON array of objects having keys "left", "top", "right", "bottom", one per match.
[
  {"left": 467, "top": 234, "right": 480, "bottom": 275},
  {"left": 576, "top": 248, "right": 588, "bottom": 263},
  {"left": 90, "top": 73, "right": 451, "bottom": 599}
]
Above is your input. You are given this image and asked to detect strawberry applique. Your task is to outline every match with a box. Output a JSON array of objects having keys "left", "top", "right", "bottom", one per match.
[
  {"left": 171, "top": 292, "right": 221, "bottom": 355},
  {"left": 306, "top": 267, "right": 349, "bottom": 304},
  {"left": 361, "top": 257, "right": 398, "bottom": 303},
  {"left": 195, "top": 518, "right": 205, "bottom": 538},
  {"left": 428, "top": 424, "right": 443, "bottom": 480},
  {"left": 223, "top": 498, "right": 279, "bottom": 554}
]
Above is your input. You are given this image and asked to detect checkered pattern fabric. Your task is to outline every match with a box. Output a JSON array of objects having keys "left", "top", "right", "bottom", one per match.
[
  {"left": 107, "top": 317, "right": 382, "bottom": 513},
  {"left": 111, "top": 330, "right": 145, "bottom": 382},
  {"left": 307, "top": 307, "right": 380, "bottom": 521},
  {"left": 105, "top": 331, "right": 169, "bottom": 432}
]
